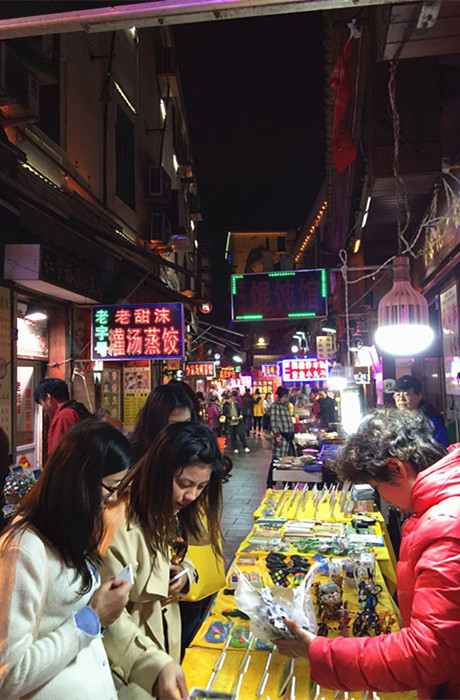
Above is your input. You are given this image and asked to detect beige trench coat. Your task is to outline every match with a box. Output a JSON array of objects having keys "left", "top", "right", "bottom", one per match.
[{"left": 98, "top": 502, "right": 195, "bottom": 696}]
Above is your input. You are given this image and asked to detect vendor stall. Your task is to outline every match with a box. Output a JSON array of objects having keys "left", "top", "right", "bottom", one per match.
[{"left": 183, "top": 485, "right": 405, "bottom": 699}]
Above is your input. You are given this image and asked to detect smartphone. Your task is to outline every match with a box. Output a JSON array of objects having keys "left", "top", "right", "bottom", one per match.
[
  {"left": 169, "top": 568, "right": 188, "bottom": 584},
  {"left": 115, "top": 563, "right": 134, "bottom": 585}
]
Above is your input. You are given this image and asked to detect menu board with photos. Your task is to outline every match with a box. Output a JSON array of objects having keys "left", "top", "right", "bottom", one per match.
[
  {"left": 123, "top": 366, "right": 151, "bottom": 427},
  {"left": 101, "top": 369, "right": 121, "bottom": 421}
]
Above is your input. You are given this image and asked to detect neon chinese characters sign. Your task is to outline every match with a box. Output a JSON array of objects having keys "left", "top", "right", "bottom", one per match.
[
  {"left": 91, "top": 303, "right": 184, "bottom": 360},
  {"left": 185, "top": 362, "right": 216, "bottom": 378},
  {"left": 231, "top": 269, "right": 328, "bottom": 321},
  {"left": 280, "top": 358, "right": 329, "bottom": 383},
  {"left": 261, "top": 364, "right": 279, "bottom": 378}
]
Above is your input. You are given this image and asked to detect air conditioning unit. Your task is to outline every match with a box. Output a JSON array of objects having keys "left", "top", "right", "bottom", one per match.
[
  {"left": 0, "top": 43, "right": 40, "bottom": 117},
  {"left": 156, "top": 46, "right": 176, "bottom": 75},
  {"left": 189, "top": 194, "right": 203, "bottom": 222},
  {"left": 147, "top": 165, "right": 171, "bottom": 203},
  {"left": 149, "top": 212, "right": 171, "bottom": 245}
]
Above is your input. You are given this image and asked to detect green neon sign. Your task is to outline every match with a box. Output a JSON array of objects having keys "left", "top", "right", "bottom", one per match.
[
  {"left": 268, "top": 271, "right": 296, "bottom": 278},
  {"left": 235, "top": 314, "right": 263, "bottom": 320}
]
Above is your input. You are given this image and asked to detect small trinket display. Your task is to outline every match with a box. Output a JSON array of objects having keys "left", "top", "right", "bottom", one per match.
[{"left": 3, "top": 465, "right": 41, "bottom": 520}]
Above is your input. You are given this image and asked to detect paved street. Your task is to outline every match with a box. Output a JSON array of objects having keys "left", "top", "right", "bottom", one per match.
[{"left": 221, "top": 433, "right": 272, "bottom": 568}]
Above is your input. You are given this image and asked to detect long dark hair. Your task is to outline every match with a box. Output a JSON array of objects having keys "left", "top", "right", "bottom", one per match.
[
  {"left": 124, "top": 421, "right": 231, "bottom": 561},
  {"left": 2, "top": 420, "right": 134, "bottom": 592},
  {"left": 131, "top": 381, "right": 199, "bottom": 458}
]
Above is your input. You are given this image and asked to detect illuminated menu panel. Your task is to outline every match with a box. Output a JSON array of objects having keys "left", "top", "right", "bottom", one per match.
[
  {"left": 92, "top": 303, "right": 184, "bottom": 360},
  {"left": 280, "top": 358, "right": 329, "bottom": 383}
]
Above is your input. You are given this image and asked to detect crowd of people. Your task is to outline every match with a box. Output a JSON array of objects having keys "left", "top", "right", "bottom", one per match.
[
  {"left": 1, "top": 372, "right": 457, "bottom": 698},
  {"left": 0, "top": 380, "right": 231, "bottom": 700}
]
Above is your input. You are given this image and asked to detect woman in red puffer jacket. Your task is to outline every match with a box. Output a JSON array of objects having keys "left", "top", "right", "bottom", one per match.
[{"left": 274, "top": 409, "right": 460, "bottom": 700}]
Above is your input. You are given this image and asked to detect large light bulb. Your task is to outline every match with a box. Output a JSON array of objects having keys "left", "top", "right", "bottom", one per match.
[
  {"left": 376, "top": 256, "right": 433, "bottom": 356},
  {"left": 375, "top": 324, "right": 434, "bottom": 356}
]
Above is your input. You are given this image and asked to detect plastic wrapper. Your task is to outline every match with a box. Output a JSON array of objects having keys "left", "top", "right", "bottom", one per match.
[{"left": 234, "top": 562, "right": 319, "bottom": 641}]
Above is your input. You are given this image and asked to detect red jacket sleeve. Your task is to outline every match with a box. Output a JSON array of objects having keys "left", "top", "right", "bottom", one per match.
[
  {"left": 48, "top": 409, "right": 80, "bottom": 454},
  {"left": 309, "top": 516, "right": 460, "bottom": 693}
]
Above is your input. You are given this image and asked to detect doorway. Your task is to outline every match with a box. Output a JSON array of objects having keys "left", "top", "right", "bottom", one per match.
[{"left": 16, "top": 362, "right": 44, "bottom": 470}]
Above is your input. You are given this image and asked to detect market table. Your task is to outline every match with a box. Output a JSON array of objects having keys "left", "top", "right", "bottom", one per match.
[
  {"left": 272, "top": 466, "right": 322, "bottom": 485},
  {"left": 183, "top": 487, "right": 411, "bottom": 699},
  {"left": 253, "top": 489, "right": 397, "bottom": 593}
]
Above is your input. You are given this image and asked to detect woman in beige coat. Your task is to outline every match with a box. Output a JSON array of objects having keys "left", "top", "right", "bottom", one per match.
[{"left": 99, "top": 421, "right": 230, "bottom": 700}]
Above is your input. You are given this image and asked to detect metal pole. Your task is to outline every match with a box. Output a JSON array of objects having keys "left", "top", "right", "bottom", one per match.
[{"left": 0, "top": 0, "right": 422, "bottom": 39}]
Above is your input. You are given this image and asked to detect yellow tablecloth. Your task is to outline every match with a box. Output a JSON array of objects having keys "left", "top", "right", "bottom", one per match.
[{"left": 183, "top": 489, "right": 413, "bottom": 698}]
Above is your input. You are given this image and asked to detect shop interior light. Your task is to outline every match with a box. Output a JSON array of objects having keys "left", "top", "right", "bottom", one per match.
[
  {"left": 341, "top": 386, "right": 364, "bottom": 435},
  {"left": 291, "top": 344, "right": 299, "bottom": 353},
  {"left": 375, "top": 256, "right": 434, "bottom": 356},
  {"left": 321, "top": 321, "right": 337, "bottom": 334},
  {"left": 233, "top": 354, "right": 243, "bottom": 363},
  {"left": 214, "top": 352, "right": 221, "bottom": 360},
  {"left": 25, "top": 304, "right": 48, "bottom": 321},
  {"left": 257, "top": 337, "right": 266, "bottom": 345}
]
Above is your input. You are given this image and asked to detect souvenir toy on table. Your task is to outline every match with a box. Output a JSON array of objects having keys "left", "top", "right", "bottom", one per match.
[
  {"left": 234, "top": 563, "right": 319, "bottom": 641},
  {"left": 352, "top": 577, "right": 382, "bottom": 637}
]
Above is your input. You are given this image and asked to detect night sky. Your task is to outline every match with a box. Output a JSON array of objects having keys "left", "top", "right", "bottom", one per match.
[
  {"left": 0, "top": 3, "right": 326, "bottom": 324},
  {"left": 173, "top": 12, "right": 325, "bottom": 321}
]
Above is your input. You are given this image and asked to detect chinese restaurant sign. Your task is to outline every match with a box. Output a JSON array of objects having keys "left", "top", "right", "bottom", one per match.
[
  {"left": 231, "top": 269, "right": 327, "bottom": 321},
  {"left": 261, "top": 364, "right": 279, "bottom": 378},
  {"left": 185, "top": 362, "right": 216, "bottom": 378},
  {"left": 219, "top": 366, "right": 237, "bottom": 380},
  {"left": 91, "top": 304, "right": 184, "bottom": 360},
  {"left": 280, "top": 358, "right": 329, "bottom": 383}
]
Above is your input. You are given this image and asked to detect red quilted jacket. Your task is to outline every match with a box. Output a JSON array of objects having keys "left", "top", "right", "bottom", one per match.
[{"left": 309, "top": 446, "right": 460, "bottom": 699}]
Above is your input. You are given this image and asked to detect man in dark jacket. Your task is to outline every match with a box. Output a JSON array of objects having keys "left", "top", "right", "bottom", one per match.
[
  {"left": 393, "top": 374, "right": 449, "bottom": 447},
  {"left": 34, "top": 378, "right": 91, "bottom": 456},
  {"left": 241, "top": 388, "right": 256, "bottom": 436}
]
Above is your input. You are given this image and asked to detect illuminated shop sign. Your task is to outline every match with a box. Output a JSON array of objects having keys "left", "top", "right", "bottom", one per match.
[
  {"left": 91, "top": 303, "right": 184, "bottom": 360},
  {"left": 261, "top": 364, "right": 279, "bottom": 378},
  {"left": 231, "top": 269, "right": 327, "bottom": 321},
  {"left": 280, "top": 358, "right": 329, "bottom": 383},
  {"left": 185, "top": 362, "right": 216, "bottom": 378},
  {"left": 229, "top": 375, "right": 253, "bottom": 390},
  {"left": 219, "top": 366, "right": 237, "bottom": 380}
]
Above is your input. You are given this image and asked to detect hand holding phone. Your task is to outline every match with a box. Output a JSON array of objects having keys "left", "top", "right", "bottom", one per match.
[{"left": 115, "top": 563, "right": 134, "bottom": 585}]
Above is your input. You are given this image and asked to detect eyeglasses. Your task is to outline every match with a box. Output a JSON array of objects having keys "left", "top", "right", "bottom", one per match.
[{"left": 102, "top": 480, "right": 122, "bottom": 495}]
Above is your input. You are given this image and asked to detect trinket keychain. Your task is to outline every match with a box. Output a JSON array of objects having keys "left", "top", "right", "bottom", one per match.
[{"left": 204, "top": 621, "right": 233, "bottom": 644}]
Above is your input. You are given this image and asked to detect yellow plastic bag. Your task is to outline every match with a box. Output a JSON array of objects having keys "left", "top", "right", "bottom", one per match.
[{"left": 181, "top": 543, "right": 226, "bottom": 602}]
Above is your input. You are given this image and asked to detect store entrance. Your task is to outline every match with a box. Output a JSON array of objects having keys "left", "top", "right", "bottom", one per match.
[{"left": 16, "top": 361, "right": 44, "bottom": 470}]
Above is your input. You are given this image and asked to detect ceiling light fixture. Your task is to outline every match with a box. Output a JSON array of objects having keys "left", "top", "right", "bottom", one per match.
[
  {"left": 25, "top": 304, "right": 48, "bottom": 321},
  {"left": 375, "top": 64, "right": 434, "bottom": 357}
]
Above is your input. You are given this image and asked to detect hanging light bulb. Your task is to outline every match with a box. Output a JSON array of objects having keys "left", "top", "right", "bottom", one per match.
[
  {"left": 328, "top": 362, "right": 347, "bottom": 390},
  {"left": 375, "top": 256, "right": 434, "bottom": 356}
]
